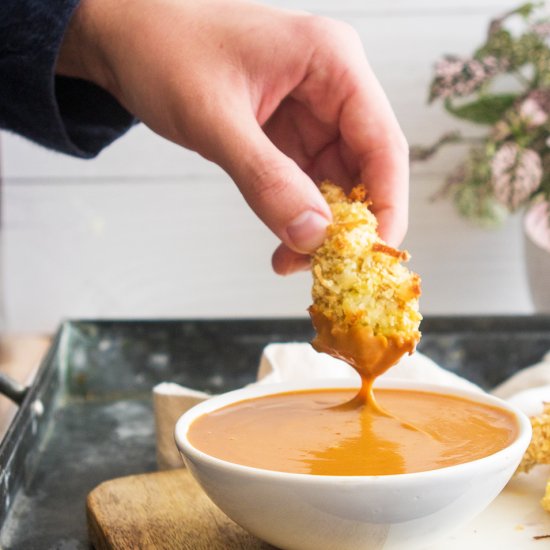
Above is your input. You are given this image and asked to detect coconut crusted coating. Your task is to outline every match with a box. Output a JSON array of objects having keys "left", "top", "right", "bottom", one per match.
[
  {"left": 517, "top": 403, "right": 550, "bottom": 475},
  {"left": 309, "top": 181, "right": 422, "bottom": 345},
  {"left": 516, "top": 403, "right": 550, "bottom": 512}
]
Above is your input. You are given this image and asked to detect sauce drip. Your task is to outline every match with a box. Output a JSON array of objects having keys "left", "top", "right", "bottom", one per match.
[
  {"left": 309, "top": 309, "right": 414, "bottom": 415},
  {"left": 189, "top": 388, "right": 518, "bottom": 476}
]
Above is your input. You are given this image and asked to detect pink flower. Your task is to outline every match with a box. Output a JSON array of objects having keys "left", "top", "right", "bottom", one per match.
[
  {"left": 519, "top": 97, "right": 548, "bottom": 127},
  {"left": 526, "top": 88, "right": 550, "bottom": 114},
  {"left": 430, "top": 56, "right": 507, "bottom": 101},
  {"left": 531, "top": 22, "right": 550, "bottom": 38},
  {"left": 491, "top": 143, "right": 542, "bottom": 210}
]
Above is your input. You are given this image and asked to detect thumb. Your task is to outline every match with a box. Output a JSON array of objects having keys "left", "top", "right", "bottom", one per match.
[{"left": 210, "top": 115, "right": 332, "bottom": 254}]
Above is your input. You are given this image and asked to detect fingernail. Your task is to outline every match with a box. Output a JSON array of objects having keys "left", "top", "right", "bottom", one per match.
[{"left": 286, "top": 210, "right": 329, "bottom": 252}]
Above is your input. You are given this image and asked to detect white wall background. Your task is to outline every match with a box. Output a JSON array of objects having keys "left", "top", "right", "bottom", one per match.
[{"left": 0, "top": 0, "right": 533, "bottom": 333}]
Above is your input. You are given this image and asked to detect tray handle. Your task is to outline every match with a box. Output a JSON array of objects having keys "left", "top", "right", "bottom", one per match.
[{"left": 0, "top": 373, "right": 28, "bottom": 405}]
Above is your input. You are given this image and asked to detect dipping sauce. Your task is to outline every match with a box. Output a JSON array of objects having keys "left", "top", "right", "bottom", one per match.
[
  {"left": 310, "top": 308, "right": 416, "bottom": 411},
  {"left": 188, "top": 388, "right": 519, "bottom": 476}
]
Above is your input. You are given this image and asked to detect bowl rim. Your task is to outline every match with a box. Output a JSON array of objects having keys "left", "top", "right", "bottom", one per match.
[{"left": 174, "top": 378, "right": 532, "bottom": 484}]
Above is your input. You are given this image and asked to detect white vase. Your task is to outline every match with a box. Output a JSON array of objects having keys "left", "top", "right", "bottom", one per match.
[{"left": 524, "top": 200, "right": 550, "bottom": 312}]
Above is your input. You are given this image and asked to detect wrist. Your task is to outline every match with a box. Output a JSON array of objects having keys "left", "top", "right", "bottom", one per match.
[{"left": 56, "top": 0, "right": 119, "bottom": 97}]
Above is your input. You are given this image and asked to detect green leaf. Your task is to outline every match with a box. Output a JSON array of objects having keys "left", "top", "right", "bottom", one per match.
[
  {"left": 515, "top": 2, "right": 538, "bottom": 18},
  {"left": 475, "top": 29, "right": 514, "bottom": 61},
  {"left": 444, "top": 94, "right": 518, "bottom": 125}
]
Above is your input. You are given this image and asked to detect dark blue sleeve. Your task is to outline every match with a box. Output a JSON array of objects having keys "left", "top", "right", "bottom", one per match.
[{"left": 0, "top": 0, "right": 136, "bottom": 158}]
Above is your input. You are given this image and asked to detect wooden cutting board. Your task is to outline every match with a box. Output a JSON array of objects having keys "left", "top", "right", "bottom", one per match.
[
  {"left": 88, "top": 467, "right": 550, "bottom": 550},
  {"left": 87, "top": 469, "right": 273, "bottom": 549}
]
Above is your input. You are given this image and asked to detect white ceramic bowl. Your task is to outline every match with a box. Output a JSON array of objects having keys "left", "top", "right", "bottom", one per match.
[{"left": 175, "top": 379, "right": 532, "bottom": 550}]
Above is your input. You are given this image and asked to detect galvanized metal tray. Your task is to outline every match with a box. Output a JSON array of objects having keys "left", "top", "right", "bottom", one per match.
[{"left": 1, "top": 317, "right": 550, "bottom": 549}]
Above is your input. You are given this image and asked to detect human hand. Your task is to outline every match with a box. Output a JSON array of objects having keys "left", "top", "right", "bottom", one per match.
[{"left": 58, "top": 0, "right": 409, "bottom": 275}]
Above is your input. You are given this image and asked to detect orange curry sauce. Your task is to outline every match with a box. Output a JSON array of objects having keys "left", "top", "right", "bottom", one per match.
[
  {"left": 188, "top": 389, "right": 518, "bottom": 475},
  {"left": 188, "top": 388, "right": 518, "bottom": 476},
  {"left": 190, "top": 309, "right": 517, "bottom": 476}
]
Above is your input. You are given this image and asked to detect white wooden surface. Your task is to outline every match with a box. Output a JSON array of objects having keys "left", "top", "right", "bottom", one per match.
[{"left": 0, "top": 0, "right": 533, "bottom": 333}]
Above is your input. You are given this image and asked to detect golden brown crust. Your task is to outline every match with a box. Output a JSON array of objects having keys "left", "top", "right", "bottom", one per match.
[
  {"left": 348, "top": 184, "right": 368, "bottom": 203},
  {"left": 310, "top": 181, "right": 422, "bottom": 341},
  {"left": 371, "top": 242, "right": 411, "bottom": 262},
  {"left": 517, "top": 403, "right": 550, "bottom": 474},
  {"left": 308, "top": 181, "right": 422, "bottom": 380},
  {"left": 514, "top": 403, "right": 550, "bottom": 513}
]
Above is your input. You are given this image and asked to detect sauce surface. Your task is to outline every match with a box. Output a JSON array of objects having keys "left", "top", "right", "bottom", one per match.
[{"left": 189, "top": 388, "right": 518, "bottom": 476}]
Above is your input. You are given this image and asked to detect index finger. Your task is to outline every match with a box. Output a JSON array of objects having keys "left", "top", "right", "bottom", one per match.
[
  {"left": 339, "top": 60, "right": 409, "bottom": 247},
  {"left": 292, "top": 23, "right": 410, "bottom": 246}
]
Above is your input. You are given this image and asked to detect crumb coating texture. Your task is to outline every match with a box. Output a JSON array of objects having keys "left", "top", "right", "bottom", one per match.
[
  {"left": 311, "top": 181, "right": 422, "bottom": 340},
  {"left": 517, "top": 403, "right": 550, "bottom": 475},
  {"left": 515, "top": 403, "right": 550, "bottom": 513}
]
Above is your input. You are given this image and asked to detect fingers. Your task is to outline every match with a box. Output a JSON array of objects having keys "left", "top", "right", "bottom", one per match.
[
  {"left": 263, "top": 98, "right": 355, "bottom": 188},
  {"left": 272, "top": 243, "right": 311, "bottom": 275},
  {"left": 292, "top": 20, "right": 409, "bottom": 246},
  {"left": 339, "top": 63, "right": 410, "bottom": 246},
  {"left": 210, "top": 110, "right": 332, "bottom": 255},
  {"left": 359, "top": 145, "right": 409, "bottom": 248}
]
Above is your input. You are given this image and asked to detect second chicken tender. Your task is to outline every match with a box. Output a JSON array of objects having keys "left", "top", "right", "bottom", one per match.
[
  {"left": 516, "top": 403, "right": 550, "bottom": 513},
  {"left": 517, "top": 403, "right": 550, "bottom": 475}
]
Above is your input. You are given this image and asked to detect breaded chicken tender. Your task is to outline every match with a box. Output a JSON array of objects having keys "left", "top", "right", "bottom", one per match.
[
  {"left": 309, "top": 181, "right": 422, "bottom": 380},
  {"left": 516, "top": 403, "right": 550, "bottom": 512},
  {"left": 517, "top": 403, "right": 550, "bottom": 474}
]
